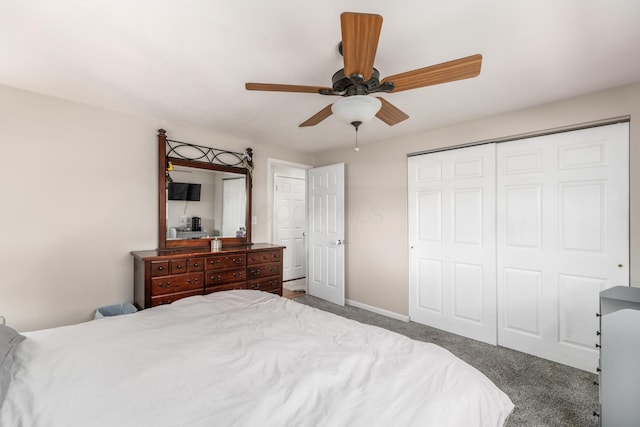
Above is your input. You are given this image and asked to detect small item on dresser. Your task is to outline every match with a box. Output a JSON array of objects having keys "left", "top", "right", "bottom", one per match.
[{"left": 211, "top": 237, "right": 222, "bottom": 251}]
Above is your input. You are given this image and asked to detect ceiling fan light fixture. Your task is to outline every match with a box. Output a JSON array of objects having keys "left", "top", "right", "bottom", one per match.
[{"left": 331, "top": 95, "right": 381, "bottom": 126}]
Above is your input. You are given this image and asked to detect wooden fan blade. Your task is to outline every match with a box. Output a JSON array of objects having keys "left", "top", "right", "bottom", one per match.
[
  {"left": 299, "top": 104, "right": 333, "bottom": 127},
  {"left": 341, "top": 12, "right": 383, "bottom": 82},
  {"left": 381, "top": 54, "right": 482, "bottom": 92},
  {"left": 375, "top": 98, "right": 409, "bottom": 126},
  {"left": 245, "top": 83, "right": 332, "bottom": 94}
]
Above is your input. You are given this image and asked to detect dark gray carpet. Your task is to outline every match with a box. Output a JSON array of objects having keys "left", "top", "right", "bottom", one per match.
[{"left": 294, "top": 295, "right": 599, "bottom": 427}]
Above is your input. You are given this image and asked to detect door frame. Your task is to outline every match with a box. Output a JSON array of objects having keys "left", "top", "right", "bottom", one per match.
[{"left": 267, "top": 158, "right": 313, "bottom": 289}]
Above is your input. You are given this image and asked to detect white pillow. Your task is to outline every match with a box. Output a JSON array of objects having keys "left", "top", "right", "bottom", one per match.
[{"left": 0, "top": 325, "right": 26, "bottom": 409}]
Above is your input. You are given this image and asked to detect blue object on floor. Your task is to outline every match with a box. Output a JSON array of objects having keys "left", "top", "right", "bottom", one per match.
[{"left": 94, "top": 303, "right": 137, "bottom": 319}]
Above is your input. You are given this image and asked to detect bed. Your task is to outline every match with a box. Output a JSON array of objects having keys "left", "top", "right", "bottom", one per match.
[{"left": 1, "top": 290, "right": 513, "bottom": 426}]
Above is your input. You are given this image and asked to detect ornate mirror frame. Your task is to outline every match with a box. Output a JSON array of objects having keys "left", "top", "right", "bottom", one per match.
[{"left": 157, "top": 129, "right": 253, "bottom": 249}]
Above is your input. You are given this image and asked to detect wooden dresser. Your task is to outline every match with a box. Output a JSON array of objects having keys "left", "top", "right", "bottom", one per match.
[{"left": 132, "top": 243, "right": 284, "bottom": 309}]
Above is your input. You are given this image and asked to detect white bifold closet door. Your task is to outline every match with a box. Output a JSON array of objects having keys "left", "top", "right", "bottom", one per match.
[
  {"left": 408, "top": 144, "right": 498, "bottom": 345},
  {"left": 408, "top": 122, "right": 629, "bottom": 371},
  {"left": 496, "top": 123, "right": 629, "bottom": 372}
]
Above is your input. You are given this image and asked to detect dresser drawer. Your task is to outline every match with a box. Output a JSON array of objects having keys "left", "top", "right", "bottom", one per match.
[
  {"left": 151, "top": 272, "right": 204, "bottom": 296},
  {"left": 170, "top": 259, "right": 189, "bottom": 274},
  {"left": 247, "top": 262, "right": 281, "bottom": 280},
  {"left": 206, "top": 268, "right": 245, "bottom": 286},
  {"left": 150, "top": 261, "right": 170, "bottom": 277},
  {"left": 188, "top": 257, "right": 205, "bottom": 272},
  {"left": 150, "top": 289, "right": 202, "bottom": 307},
  {"left": 247, "top": 251, "right": 273, "bottom": 265},
  {"left": 247, "top": 277, "right": 281, "bottom": 293},
  {"left": 269, "top": 250, "right": 282, "bottom": 263},
  {"left": 204, "top": 282, "right": 247, "bottom": 293},
  {"left": 206, "top": 254, "right": 246, "bottom": 269}
]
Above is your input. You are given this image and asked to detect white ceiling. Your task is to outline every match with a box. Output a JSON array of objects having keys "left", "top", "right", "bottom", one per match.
[{"left": 2, "top": 1, "right": 639, "bottom": 153}]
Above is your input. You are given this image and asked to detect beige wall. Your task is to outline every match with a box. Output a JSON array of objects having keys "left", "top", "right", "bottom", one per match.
[
  {"left": 3, "top": 81, "right": 638, "bottom": 331},
  {"left": 315, "top": 82, "right": 640, "bottom": 317},
  {"left": 0, "top": 84, "right": 314, "bottom": 331}
]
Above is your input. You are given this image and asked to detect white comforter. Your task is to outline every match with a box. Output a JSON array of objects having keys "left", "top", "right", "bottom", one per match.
[{"left": 2, "top": 291, "right": 513, "bottom": 427}]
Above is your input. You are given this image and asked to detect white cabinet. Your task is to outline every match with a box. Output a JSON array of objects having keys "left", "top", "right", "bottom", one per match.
[{"left": 598, "top": 286, "right": 640, "bottom": 426}]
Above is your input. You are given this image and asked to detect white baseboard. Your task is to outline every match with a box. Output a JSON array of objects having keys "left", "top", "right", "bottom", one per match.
[{"left": 345, "top": 299, "right": 410, "bottom": 322}]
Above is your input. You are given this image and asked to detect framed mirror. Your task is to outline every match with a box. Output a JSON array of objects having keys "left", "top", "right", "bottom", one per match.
[{"left": 157, "top": 129, "right": 253, "bottom": 249}]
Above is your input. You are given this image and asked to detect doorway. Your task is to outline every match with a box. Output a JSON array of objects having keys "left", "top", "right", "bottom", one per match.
[{"left": 269, "top": 159, "right": 312, "bottom": 293}]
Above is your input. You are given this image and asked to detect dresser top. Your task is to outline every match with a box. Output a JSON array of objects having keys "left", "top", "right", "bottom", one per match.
[
  {"left": 601, "top": 286, "right": 640, "bottom": 304},
  {"left": 131, "top": 243, "right": 284, "bottom": 261}
]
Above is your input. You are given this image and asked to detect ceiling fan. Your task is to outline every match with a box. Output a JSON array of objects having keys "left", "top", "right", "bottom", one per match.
[{"left": 245, "top": 12, "right": 483, "bottom": 129}]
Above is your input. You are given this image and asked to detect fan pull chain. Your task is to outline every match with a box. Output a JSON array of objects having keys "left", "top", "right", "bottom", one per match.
[{"left": 351, "top": 120, "right": 362, "bottom": 152}]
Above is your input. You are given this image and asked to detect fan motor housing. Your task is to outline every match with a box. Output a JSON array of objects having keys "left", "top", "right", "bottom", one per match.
[{"left": 329, "top": 68, "right": 393, "bottom": 96}]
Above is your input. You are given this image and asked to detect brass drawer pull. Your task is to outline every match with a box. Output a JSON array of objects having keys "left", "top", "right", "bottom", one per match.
[{"left": 159, "top": 283, "right": 172, "bottom": 289}]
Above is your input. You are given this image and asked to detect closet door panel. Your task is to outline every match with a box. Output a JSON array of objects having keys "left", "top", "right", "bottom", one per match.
[
  {"left": 557, "top": 274, "right": 605, "bottom": 349},
  {"left": 503, "top": 267, "right": 542, "bottom": 337},
  {"left": 497, "top": 123, "right": 629, "bottom": 372},
  {"left": 416, "top": 258, "right": 443, "bottom": 313},
  {"left": 409, "top": 144, "right": 497, "bottom": 345},
  {"left": 504, "top": 185, "right": 541, "bottom": 248},
  {"left": 417, "top": 191, "right": 442, "bottom": 242},
  {"left": 452, "top": 262, "right": 485, "bottom": 323}
]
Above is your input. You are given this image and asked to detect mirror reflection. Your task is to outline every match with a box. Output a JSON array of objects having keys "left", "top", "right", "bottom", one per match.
[{"left": 166, "top": 167, "right": 246, "bottom": 240}]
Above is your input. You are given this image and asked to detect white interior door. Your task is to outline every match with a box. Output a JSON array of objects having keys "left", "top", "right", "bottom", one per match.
[
  {"left": 497, "top": 123, "right": 629, "bottom": 372},
  {"left": 408, "top": 144, "right": 497, "bottom": 345},
  {"left": 275, "top": 175, "right": 306, "bottom": 281},
  {"left": 308, "top": 163, "right": 345, "bottom": 305},
  {"left": 222, "top": 177, "right": 246, "bottom": 237}
]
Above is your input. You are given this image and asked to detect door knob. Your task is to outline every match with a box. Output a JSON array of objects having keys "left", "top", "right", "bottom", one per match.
[
  {"left": 618, "top": 264, "right": 624, "bottom": 268},
  {"left": 333, "top": 239, "right": 346, "bottom": 246}
]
